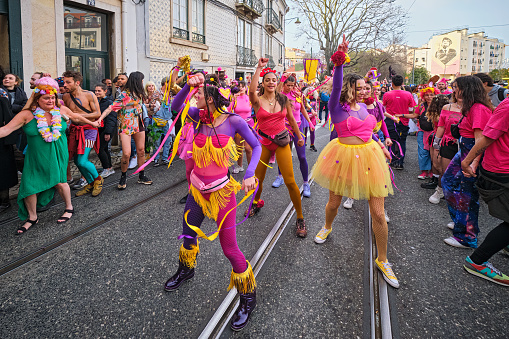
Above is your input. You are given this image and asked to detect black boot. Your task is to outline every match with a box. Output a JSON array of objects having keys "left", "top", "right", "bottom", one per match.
[
  {"left": 164, "top": 262, "right": 195, "bottom": 291},
  {"left": 179, "top": 194, "right": 188, "bottom": 204},
  {"left": 421, "top": 176, "right": 438, "bottom": 189},
  {"left": 231, "top": 290, "right": 257, "bottom": 331}
]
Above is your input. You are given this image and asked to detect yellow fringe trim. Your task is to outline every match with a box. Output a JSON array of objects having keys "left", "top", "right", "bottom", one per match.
[
  {"left": 228, "top": 261, "right": 256, "bottom": 293},
  {"left": 189, "top": 177, "right": 241, "bottom": 221},
  {"left": 192, "top": 136, "right": 240, "bottom": 169},
  {"left": 178, "top": 241, "right": 200, "bottom": 268}
]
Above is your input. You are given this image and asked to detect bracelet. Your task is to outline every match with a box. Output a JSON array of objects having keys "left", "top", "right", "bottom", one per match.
[{"left": 380, "top": 145, "right": 385, "bottom": 149}]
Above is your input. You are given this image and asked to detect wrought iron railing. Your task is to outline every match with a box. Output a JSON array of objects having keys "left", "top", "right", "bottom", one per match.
[
  {"left": 265, "top": 54, "right": 276, "bottom": 68},
  {"left": 192, "top": 32, "right": 206, "bottom": 44},
  {"left": 173, "top": 27, "right": 189, "bottom": 40},
  {"left": 237, "top": 46, "right": 257, "bottom": 67},
  {"left": 266, "top": 9, "right": 282, "bottom": 31},
  {"left": 236, "top": 0, "right": 264, "bottom": 14}
]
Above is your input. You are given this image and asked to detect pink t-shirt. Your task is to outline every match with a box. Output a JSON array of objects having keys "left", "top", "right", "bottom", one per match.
[
  {"left": 458, "top": 103, "right": 492, "bottom": 138},
  {"left": 482, "top": 98, "right": 509, "bottom": 173},
  {"left": 437, "top": 107, "right": 462, "bottom": 143},
  {"left": 383, "top": 90, "right": 416, "bottom": 126},
  {"left": 233, "top": 94, "right": 251, "bottom": 120}
]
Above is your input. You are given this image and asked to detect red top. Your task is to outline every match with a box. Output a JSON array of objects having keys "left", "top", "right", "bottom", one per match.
[
  {"left": 257, "top": 107, "right": 287, "bottom": 136},
  {"left": 482, "top": 98, "right": 509, "bottom": 173},
  {"left": 383, "top": 90, "right": 416, "bottom": 126},
  {"left": 458, "top": 103, "right": 492, "bottom": 138}
]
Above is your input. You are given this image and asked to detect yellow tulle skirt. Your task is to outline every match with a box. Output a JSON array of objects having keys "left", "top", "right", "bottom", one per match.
[{"left": 311, "top": 139, "right": 393, "bottom": 200}]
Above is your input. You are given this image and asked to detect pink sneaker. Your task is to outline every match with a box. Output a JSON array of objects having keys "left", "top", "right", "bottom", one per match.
[
  {"left": 428, "top": 172, "right": 434, "bottom": 178},
  {"left": 417, "top": 171, "right": 428, "bottom": 180}
]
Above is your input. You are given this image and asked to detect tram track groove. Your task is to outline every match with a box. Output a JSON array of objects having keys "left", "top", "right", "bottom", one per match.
[{"left": 0, "top": 177, "right": 188, "bottom": 277}]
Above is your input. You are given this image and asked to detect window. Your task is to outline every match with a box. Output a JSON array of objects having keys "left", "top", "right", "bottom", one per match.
[
  {"left": 173, "top": 0, "right": 188, "bottom": 35},
  {"left": 238, "top": 18, "right": 245, "bottom": 47},
  {"left": 279, "top": 43, "right": 283, "bottom": 64},
  {"left": 192, "top": 0, "right": 205, "bottom": 43},
  {"left": 237, "top": 19, "right": 252, "bottom": 49},
  {"left": 421, "top": 57, "right": 425, "bottom": 62}
]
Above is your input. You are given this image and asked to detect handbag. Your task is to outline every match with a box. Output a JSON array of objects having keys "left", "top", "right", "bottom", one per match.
[
  {"left": 450, "top": 115, "right": 465, "bottom": 139},
  {"left": 258, "top": 128, "right": 291, "bottom": 147},
  {"left": 153, "top": 102, "right": 172, "bottom": 127}
]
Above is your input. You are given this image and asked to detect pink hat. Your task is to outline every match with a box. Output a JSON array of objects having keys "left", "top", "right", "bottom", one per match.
[{"left": 438, "top": 78, "right": 450, "bottom": 84}]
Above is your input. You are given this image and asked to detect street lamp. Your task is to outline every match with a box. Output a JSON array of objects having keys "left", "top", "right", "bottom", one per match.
[{"left": 285, "top": 17, "right": 301, "bottom": 24}]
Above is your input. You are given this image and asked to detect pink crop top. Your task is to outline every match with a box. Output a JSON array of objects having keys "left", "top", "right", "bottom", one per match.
[
  {"left": 234, "top": 94, "right": 252, "bottom": 120},
  {"left": 334, "top": 114, "right": 377, "bottom": 142}
]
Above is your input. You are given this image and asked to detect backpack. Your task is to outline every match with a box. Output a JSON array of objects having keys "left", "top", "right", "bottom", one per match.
[{"left": 498, "top": 87, "right": 508, "bottom": 101}]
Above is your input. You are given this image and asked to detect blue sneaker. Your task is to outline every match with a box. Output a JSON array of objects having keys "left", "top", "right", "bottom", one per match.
[
  {"left": 272, "top": 176, "right": 284, "bottom": 188},
  {"left": 303, "top": 183, "right": 311, "bottom": 197}
]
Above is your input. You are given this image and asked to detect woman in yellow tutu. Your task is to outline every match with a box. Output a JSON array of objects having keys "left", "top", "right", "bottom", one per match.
[{"left": 311, "top": 35, "right": 399, "bottom": 288}]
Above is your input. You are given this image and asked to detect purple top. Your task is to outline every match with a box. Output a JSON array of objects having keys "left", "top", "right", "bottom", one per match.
[
  {"left": 367, "top": 102, "right": 390, "bottom": 138},
  {"left": 172, "top": 84, "right": 261, "bottom": 179},
  {"left": 328, "top": 65, "right": 377, "bottom": 141}
]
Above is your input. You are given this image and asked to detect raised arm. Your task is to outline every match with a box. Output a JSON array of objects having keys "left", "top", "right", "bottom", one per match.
[
  {"left": 0, "top": 110, "right": 30, "bottom": 138},
  {"left": 249, "top": 58, "right": 268, "bottom": 112},
  {"left": 328, "top": 65, "right": 344, "bottom": 113}
]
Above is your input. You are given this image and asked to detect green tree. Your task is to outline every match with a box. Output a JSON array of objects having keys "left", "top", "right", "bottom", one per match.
[
  {"left": 489, "top": 68, "right": 509, "bottom": 82},
  {"left": 408, "top": 67, "right": 430, "bottom": 86}
]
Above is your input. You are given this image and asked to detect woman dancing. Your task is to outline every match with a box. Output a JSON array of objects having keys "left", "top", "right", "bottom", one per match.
[
  {"left": 311, "top": 36, "right": 399, "bottom": 288},
  {"left": 232, "top": 80, "right": 253, "bottom": 173},
  {"left": 247, "top": 58, "right": 309, "bottom": 237},
  {"left": 271, "top": 74, "right": 314, "bottom": 198},
  {"left": 163, "top": 71, "right": 262, "bottom": 331}
]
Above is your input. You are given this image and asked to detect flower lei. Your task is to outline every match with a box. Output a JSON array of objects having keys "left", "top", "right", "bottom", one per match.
[
  {"left": 33, "top": 107, "right": 62, "bottom": 142},
  {"left": 199, "top": 109, "right": 222, "bottom": 125},
  {"left": 364, "top": 97, "right": 375, "bottom": 105},
  {"left": 330, "top": 51, "right": 351, "bottom": 67}
]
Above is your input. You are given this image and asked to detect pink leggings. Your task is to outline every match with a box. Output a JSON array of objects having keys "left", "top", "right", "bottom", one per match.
[{"left": 182, "top": 190, "right": 247, "bottom": 274}]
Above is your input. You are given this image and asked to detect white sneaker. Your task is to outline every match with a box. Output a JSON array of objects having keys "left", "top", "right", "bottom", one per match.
[
  {"left": 101, "top": 168, "right": 115, "bottom": 178},
  {"left": 447, "top": 221, "right": 454, "bottom": 230},
  {"left": 238, "top": 166, "right": 244, "bottom": 172},
  {"left": 232, "top": 165, "right": 240, "bottom": 174},
  {"left": 384, "top": 210, "right": 390, "bottom": 223},
  {"left": 429, "top": 187, "right": 444, "bottom": 204},
  {"left": 444, "top": 236, "right": 470, "bottom": 248},
  {"left": 343, "top": 198, "right": 354, "bottom": 209},
  {"left": 128, "top": 156, "right": 138, "bottom": 169}
]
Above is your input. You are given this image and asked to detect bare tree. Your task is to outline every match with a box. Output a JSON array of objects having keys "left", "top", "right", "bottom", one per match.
[{"left": 293, "top": 0, "right": 408, "bottom": 74}]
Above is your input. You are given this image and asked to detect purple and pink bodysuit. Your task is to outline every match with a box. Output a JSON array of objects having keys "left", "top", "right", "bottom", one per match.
[{"left": 171, "top": 84, "right": 262, "bottom": 274}]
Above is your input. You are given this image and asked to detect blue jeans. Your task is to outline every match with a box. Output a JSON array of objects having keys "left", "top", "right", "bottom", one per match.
[
  {"left": 154, "top": 122, "right": 173, "bottom": 161},
  {"left": 417, "top": 131, "right": 431, "bottom": 171}
]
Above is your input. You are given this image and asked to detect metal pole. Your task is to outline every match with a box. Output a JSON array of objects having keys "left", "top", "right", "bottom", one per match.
[{"left": 411, "top": 49, "right": 415, "bottom": 85}]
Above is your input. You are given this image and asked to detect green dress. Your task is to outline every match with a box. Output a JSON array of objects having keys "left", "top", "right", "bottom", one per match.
[{"left": 17, "top": 118, "right": 68, "bottom": 220}]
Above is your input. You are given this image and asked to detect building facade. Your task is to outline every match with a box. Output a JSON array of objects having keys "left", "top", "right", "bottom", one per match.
[
  {"left": 407, "top": 28, "right": 506, "bottom": 81},
  {"left": 1, "top": 0, "right": 287, "bottom": 93}
]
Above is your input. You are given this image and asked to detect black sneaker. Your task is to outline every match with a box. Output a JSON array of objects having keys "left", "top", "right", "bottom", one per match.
[
  {"left": 310, "top": 145, "right": 317, "bottom": 152},
  {"left": 138, "top": 174, "right": 153, "bottom": 185},
  {"left": 118, "top": 175, "right": 127, "bottom": 190},
  {"left": 421, "top": 176, "right": 438, "bottom": 189},
  {"left": 153, "top": 159, "right": 161, "bottom": 167}
]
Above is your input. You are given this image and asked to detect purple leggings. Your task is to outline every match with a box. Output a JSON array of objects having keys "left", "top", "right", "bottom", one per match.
[
  {"left": 182, "top": 190, "right": 247, "bottom": 274},
  {"left": 278, "top": 129, "right": 309, "bottom": 182},
  {"left": 304, "top": 127, "right": 315, "bottom": 145}
]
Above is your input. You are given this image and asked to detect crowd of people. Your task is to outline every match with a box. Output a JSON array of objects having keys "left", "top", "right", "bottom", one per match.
[{"left": 1, "top": 35, "right": 509, "bottom": 331}]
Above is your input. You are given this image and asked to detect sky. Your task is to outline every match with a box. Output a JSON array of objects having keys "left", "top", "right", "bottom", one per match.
[{"left": 285, "top": 0, "right": 509, "bottom": 58}]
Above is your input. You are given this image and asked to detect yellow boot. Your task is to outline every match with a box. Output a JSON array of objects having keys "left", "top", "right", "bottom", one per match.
[
  {"left": 75, "top": 183, "right": 92, "bottom": 197},
  {"left": 91, "top": 176, "right": 104, "bottom": 197}
]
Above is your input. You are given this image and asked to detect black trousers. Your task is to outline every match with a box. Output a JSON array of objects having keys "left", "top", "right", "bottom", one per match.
[
  {"left": 319, "top": 101, "right": 329, "bottom": 121},
  {"left": 97, "top": 128, "right": 112, "bottom": 169},
  {"left": 385, "top": 118, "right": 409, "bottom": 166}
]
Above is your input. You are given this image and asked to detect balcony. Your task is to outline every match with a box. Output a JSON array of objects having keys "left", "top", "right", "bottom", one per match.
[
  {"left": 237, "top": 46, "right": 257, "bottom": 67},
  {"left": 265, "top": 54, "right": 276, "bottom": 68},
  {"left": 192, "top": 32, "right": 206, "bottom": 44},
  {"left": 173, "top": 27, "right": 189, "bottom": 40},
  {"left": 235, "top": 0, "right": 263, "bottom": 19},
  {"left": 265, "top": 9, "right": 281, "bottom": 34}
]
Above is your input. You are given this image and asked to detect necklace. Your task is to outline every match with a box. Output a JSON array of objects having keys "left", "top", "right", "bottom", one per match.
[
  {"left": 263, "top": 95, "right": 276, "bottom": 106},
  {"left": 33, "top": 107, "right": 62, "bottom": 142}
]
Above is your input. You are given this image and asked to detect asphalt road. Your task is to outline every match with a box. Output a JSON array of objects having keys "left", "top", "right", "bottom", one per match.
[{"left": 0, "top": 127, "right": 507, "bottom": 338}]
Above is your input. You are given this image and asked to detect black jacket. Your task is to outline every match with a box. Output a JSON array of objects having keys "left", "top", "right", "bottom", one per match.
[
  {"left": 7, "top": 86, "right": 28, "bottom": 115},
  {"left": 0, "top": 89, "right": 18, "bottom": 146},
  {"left": 98, "top": 96, "right": 116, "bottom": 135}
]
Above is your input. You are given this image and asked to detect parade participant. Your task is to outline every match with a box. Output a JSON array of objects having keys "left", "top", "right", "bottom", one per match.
[
  {"left": 319, "top": 81, "right": 331, "bottom": 122},
  {"left": 0, "top": 77, "right": 99, "bottom": 233},
  {"left": 473, "top": 73, "right": 509, "bottom": 108},
  {"left": 97, "top": 71, "right": 153, "bottom": 189},
  {"left": 302, "top": 87, "right": 319, "bottom": 152},
  {"left": 0, "top": 86, "right": 17, "bottom": 214},
  {"left": 247, "top": 58, "right": 308, "bottom": 237},
  {"left": 29, "top": 72, "right": 44, "bottom": 90},
  {"left": 311, "top": 36, "right": 399, "bottom": 288},
  {"left": 383, "top": 74, "right": 416, "bottom": 170},
  {"left": 144, "top": 80, "right": 162, "bottom": 161},
  {"left": 94, "top": 83, "right": 115, "bottom": 178},
  {"left": 441, "top": 76, "right": 492, "bottom": 248},
  {"left": 398, "top": 86, "right": 438, "bottom": 180},
  {"left": 3, "top": 73, "right": 28, "bottom": 115},
  {"left": 164, "top": 71, "right": 262, "bottom": 331},
  {"left": 62, "top": 71, "right": 104, "bottom": 197},
  {"left": 437, "top": 78, "right": 452, "bottom": 95},
  {"left": 232, "top": 80, "right": 253, "bottom": 173},
  {"left": 272, "top": 74, "right": 314, "bottom": 198},
  {"left": 461, "top": 98, "right": 509, "bottom": 286},
  {"left": 422, "top": 94, "right": 451, "bottom": 201}
]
